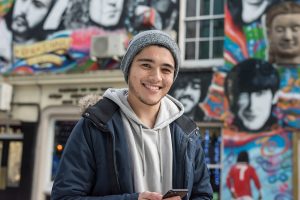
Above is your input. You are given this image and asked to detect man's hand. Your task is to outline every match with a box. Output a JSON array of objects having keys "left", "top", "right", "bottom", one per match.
[
  {"left": 230, "top": 190, "right": 237, "bottom": 199},
  {"left": 138, "top": 191, "right": 162, "bottom": 200},
  {"left": 138, "top": 191, "right": 181, "bottom": 200}
]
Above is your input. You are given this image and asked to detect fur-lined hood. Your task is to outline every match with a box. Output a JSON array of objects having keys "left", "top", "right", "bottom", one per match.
[{"left": 79, "top": 94, "right": 102, "bottom": 114}]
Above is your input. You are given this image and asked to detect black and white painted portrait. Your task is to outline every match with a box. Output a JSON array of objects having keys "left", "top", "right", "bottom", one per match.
[
  {"left": 89, "top": 0, "right": 126, "bottom": 28},
  {"left": 224, "top": 58, "right": 280, "bottom": 132},
  {"left": 227, "top": 0, "right": 279, "bottom": 26},
  {"left": 169, "top": 70, "right": 212, "bottom": 121},
  {"left": 4, "top": 0, "right": 56, "bottom": 43}
]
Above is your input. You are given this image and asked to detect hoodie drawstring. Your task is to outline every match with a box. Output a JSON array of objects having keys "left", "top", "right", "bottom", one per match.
[
  {"left": 158, "top": 129, "right": 163, "bottom": 183},
  {"left": 140, "top": 125, "right": 146, "bottom": 176}
]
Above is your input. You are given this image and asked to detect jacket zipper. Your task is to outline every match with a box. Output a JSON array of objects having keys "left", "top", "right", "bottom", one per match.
[{"left": 108, "top": 132, "right": 121, "bottom": 193}]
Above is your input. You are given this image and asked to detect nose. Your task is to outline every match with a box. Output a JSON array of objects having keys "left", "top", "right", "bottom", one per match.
[
  {"left": 149, "top": 68, "right": 162, "bottom": 82},
  {"left": 244, "top": 94, "right": 253, "bottom": 112},
  {"left": 283, "top": 28, "right": 293, "bottom": 40}
]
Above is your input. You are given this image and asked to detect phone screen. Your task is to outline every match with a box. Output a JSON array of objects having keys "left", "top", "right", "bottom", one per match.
[{"left": 162, "top": 189, "right": 188, "bottom": 199}]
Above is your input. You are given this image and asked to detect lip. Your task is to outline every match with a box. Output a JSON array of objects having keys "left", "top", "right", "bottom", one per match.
[
  {"left": 243, "top": 113, "right": 256, "bottom": 121},
  {"left": 143, "top": 83, "right": 161, "bottom": 92},
  {"left": 13, "top": 17, "right": 27, "bottom": 27},
  {"left": 104, "top": 9, "right": 120, "bottom": 14}
]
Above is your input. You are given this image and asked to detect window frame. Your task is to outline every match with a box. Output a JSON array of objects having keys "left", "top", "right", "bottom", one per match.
[{"left": 179, "top": 0, "right": 225, "bottom": 68}]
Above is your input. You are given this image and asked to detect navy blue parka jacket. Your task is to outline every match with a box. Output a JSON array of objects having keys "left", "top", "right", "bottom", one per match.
[{"left": 51, "top": 98, "right": 213, "bottom": 200}]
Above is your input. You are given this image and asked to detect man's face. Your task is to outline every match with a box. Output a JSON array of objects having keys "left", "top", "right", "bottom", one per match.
[
  {"left": 270, "top": 13, "right": 300, "bottom": 59},
  {"left": 173, "top": 77, "right": 201, "bottom": 113},
  {"left": 11, "top": 0, "right": 53, "bottom": 35},
  {"left": 237, "top": 89, "right": 273, "bottom": 131},
  {"left": 127, "top": 45, "right": 175, "bottom": 108},
  {"left": 89, "top": 0, "right": 124, "bottom": 27}
]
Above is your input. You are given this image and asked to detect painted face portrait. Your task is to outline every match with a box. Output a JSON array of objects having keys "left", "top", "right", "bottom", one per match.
[
  {"left": 242, "top": 0, "right": 270, "bottom": 23},
  {"left": 11, "top": 0, "right": 53, "bottom": 36},
  {"left": 173, "top": 77, "right": 201, "bottom": 113},
  {"left": 228, "top": 0, "right": 278, "bottom": 27},
  {"left": 89, "top": 0, "right": 124, "bottom": 27},
  {"left": 269, "top": 13, "right": 300, "bottom": 64},
  {"left": 224, "top": 58, "right": 280, "bottom": 132},
  {"left": 237, "top": 89, "right": 274, "bottom": 131}
]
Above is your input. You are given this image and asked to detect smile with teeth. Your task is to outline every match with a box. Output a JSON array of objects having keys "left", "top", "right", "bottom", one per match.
[{"left": 144, "top": 83, "right": 161, "bottom": 91}]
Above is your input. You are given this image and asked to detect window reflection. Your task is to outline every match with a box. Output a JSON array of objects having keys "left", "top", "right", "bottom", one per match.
[{"left": 7, "top": 141, "right": 23, "bottom": 187}]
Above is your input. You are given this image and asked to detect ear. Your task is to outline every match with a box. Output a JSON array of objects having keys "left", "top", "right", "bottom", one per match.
[{"left": 272, "top": 91, "right": 279, "bottom": 105}]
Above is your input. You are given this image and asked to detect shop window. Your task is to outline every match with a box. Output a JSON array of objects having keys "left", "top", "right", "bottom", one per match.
[
  {"left": 198, "top": 123, "right": 222, "bottom": 200},
  {"left": 51, "top": 120, "right": 77, "bottom": 181},
  {"left": 0, "top": 124, "right": 23, "bottom": 190}
]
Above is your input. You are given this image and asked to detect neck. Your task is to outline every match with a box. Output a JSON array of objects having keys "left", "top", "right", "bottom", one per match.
[{"left": 127, "top": 97, "right": 161, "bottom": 129}]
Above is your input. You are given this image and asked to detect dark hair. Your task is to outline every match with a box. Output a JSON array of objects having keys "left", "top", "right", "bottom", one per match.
[
  {"left": 237, "top": 151, "right": 249, "bottom": 163},
  {"left": 227, "top": 0, "right": 243, "bottom": 27},
  {"left": 224, "top": 58, "right": 279, "bottom": 113}
]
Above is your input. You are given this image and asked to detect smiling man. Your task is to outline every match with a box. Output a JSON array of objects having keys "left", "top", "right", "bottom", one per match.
[
  {"left": 51, "top": 30, "right": 213, "bottom": 200},
  {"left": 224, "top": 58, "right": 280, "bottom": 132}
]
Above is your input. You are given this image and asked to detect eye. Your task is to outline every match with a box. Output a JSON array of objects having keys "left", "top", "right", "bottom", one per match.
[
  {"left": 33, "top": 0, "right": 46, "bottom": 8},
  {"left": 292, "top": 25, "right": 300, "bottom": 32},
  {"left": 237, "top": 93, "right": 249, "bottom": 106},
  {"left": 162, "top": 67, "right": 172, "bottom": 74},
  {"left": 141, "top": 63, "right": 151, "bottom": 69},
  {"left": 192, "top": 83, "right": 201, "bottom": 90},
  {"left": 275, "top": 26, "right": 284, "bottom": 33}
]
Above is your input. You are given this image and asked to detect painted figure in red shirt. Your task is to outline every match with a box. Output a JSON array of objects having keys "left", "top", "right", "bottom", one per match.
[{"left": 226, "top": 151, "right": 262, "bottom": 200}]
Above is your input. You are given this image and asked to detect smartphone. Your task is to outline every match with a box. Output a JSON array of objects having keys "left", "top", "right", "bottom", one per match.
[{"left": 162, "top": 189, "right": 188, "bottom": 199}]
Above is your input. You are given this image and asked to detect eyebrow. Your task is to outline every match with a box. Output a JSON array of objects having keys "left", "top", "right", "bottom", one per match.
[{"left": 136, "top": 58, "right": 175, "bottom": 70}]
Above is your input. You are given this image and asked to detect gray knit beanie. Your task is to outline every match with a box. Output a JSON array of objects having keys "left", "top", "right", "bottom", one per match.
[{"left": 120, "top": 30, "right": 181, "bottom": 82}]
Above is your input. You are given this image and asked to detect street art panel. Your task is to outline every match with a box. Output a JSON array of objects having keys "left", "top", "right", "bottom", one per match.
[
  {"left": 202, "top": 0, "right": 300, "bottom": 129},
  {"left": 223, "top": 58, "right": 280, "bottom": 133},
  {"left": 197, "top": 0, "right": 300, "bottom": 199},
  {"left": 0, "top": 0, "right": 179, "bottom": 74},
  {"left": 222, "top": 129, "right": 293, "bottom": 200}
]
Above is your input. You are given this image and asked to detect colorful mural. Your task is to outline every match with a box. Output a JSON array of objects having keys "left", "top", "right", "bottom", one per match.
[
  {"left": 199, "top": 0, "right": 300, "bottom": 199},
  {"left": 0, "top": 0, "right": 179, "bottom": 74},
  {"left": 223, "top": 129, "right": 293, "bottom": 199}
]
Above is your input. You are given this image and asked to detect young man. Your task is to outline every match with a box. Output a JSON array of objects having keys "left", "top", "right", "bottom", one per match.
[
  {"left": 224, "top": 58, "right": 280, "bottom": 132},
  {"left": 51, "top": 30, "right": 213, "bottom": 200}
]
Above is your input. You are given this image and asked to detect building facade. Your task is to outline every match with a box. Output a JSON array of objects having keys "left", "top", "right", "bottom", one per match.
[{"left": 0, "top": 0, "right": 299, "bottom": 199}]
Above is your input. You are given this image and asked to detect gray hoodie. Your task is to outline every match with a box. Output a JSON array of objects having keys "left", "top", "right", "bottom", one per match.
[{"left": 103, "top": 88, "right": 184, "bottom": 194}]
